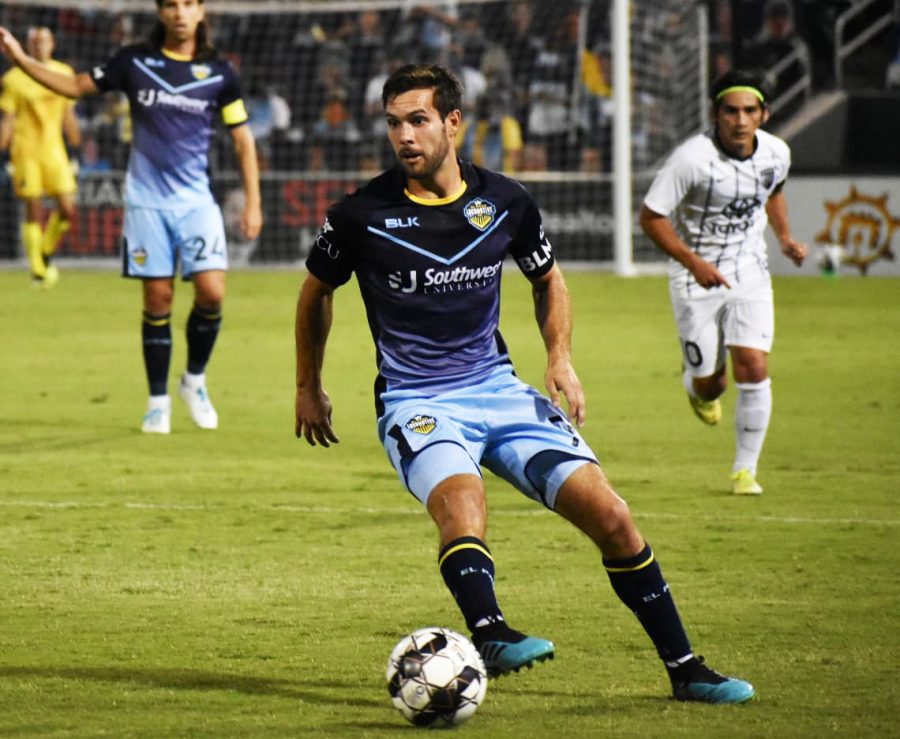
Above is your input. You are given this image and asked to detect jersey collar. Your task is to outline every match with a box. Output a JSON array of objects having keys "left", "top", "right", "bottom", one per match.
[
  {"left": 161, "top": 48, "right": 193, "bottom": 62},
  {"left": 404, "top": 179, "right": 467, "bottom": 206}
]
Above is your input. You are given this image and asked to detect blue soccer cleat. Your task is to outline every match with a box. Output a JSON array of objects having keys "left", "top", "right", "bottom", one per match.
[
  {"left": 671, "top": 656, "right": 755, "bottom": 704},
  {"left": 474, "top": 633, "right": 555, "bottom": 678}
]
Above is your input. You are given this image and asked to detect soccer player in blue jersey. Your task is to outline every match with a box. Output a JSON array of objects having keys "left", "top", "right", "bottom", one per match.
[
  {"left": 295, "top": 63, "right": 754, "bottom": 703},
  {"left": 0, "top": 0, "right": 262, "bottom": 434}
]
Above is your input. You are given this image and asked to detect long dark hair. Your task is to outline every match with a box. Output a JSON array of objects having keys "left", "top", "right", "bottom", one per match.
[{"left": 148, "top": 0, "right": 216, "bottom": 61}]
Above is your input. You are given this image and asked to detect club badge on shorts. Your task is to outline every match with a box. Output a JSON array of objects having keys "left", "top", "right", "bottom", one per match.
[{"left": 405, "top": 415, "right": 437, "bottom": 434}]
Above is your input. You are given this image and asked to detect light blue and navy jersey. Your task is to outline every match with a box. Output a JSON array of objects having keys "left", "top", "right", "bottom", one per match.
[
  {"left": 306, "top": 160, "right": 555, "bottom": 409},
  {"left": 90, "top": 44, "right": 248, "bottom": 210}
]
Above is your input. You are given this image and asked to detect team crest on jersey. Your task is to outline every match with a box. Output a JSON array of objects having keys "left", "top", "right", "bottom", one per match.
[
  {"left": 760, "top": 168, "right": 775, "bottom": 189},
  {"left": 463, "top": 198, "right": 496, "bottom": 231},
  {"left": 131, "top": 246, "right": 148, "bottom": 267},
  {"left": 405, "top": 415, "right": 437, "bottom": 434},
  {"left": 191, "top": 64, "right": 212, "bottom": 80}
]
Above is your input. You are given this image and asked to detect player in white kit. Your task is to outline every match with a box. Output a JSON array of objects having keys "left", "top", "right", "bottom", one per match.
[{"left": 639, "top": 69, "right": 807, "bottom": 495}]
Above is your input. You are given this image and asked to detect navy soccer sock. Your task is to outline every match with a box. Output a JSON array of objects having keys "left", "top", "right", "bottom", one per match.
[
  {"left": 185, "top": 304, "right": 222, "bottom": 375},
  {"left": 438, "top": 536, "right": 506, "bottom": 635},
  {"left": 142, "top": 311, "right": 172, "bottom": 396},
  {"left": 604, "top": 544, "right": 693, "bottom": 667}
]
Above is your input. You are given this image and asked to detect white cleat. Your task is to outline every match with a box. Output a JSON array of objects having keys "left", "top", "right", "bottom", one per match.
[
  {"left": 142, "top": 395, "right": 171, "bottom": 434},
  {"left": 179, "top": 373, "right": 219, "bottom": 430}
]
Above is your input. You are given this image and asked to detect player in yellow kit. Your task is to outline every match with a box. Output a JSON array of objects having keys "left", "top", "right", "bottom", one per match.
[{"left": 0, "top": 26, "right": 80, "bottom": 287}]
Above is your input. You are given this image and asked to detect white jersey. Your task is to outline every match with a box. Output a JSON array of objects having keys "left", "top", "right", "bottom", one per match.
[{"left": 644, "top": 127, "right": 790, "bottom": 291}]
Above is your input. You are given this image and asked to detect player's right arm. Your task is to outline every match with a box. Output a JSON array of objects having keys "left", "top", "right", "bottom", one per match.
[
  {"left": 295, "top": 272, "right": 340, "bottom": 448},
  {"left": 0, "top": 27, "right": 97, "bottom": 98},
  {"left": 0, "top": 111, "right": 13, "bottom": 152},
  {"left": 638, "top": 204, "right": 731, "bottom": 290}
]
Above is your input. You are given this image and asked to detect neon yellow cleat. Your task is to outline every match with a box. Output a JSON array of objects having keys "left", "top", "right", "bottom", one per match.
[
  {"left": 731, "top": 469, "right": 763, "bottom": 495},
  {"left": 42, "top": 264, "right": 60, "bottom": 288},
  {"left": 688, "top": 394, "right": 721, "bottom": 425}
]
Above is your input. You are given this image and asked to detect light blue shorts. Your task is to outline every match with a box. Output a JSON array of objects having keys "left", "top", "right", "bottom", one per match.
[
  {"left": 377, "top": 368, "right": 598, "bottom": 509},
  {"left": 122, "top": 203, "right": 228, "bottom": 280}
]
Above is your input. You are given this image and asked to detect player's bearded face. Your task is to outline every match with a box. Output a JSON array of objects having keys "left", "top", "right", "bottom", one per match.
[
  {"left": 398, "top": 126, "right": 452, "bottom": 180},
  {"left": 386, "top": 89, "right": 459, "bottom": 181}
]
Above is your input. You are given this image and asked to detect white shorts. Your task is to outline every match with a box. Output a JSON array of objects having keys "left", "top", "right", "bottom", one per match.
[
  {"left": 122, "top": 203, "right": 228, "bottom": 280},
  {"left": 669, "top": 275, "right": 774, "bottom": 377}
]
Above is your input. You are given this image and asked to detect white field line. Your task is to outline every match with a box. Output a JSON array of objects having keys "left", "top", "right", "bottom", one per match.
[{"left": 0, "top": 499, "right": 896, "bottom": 527}]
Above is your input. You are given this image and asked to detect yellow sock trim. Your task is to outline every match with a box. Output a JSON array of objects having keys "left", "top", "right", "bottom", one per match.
[
  {"left": 604, "top": 551, "right": 655, "bottom": 573},
  {"left": 438, "top": 542, "right": 493, "bottom": 568},
  {"left": 42, "top": 212, "right": 71, "bottom": 257},
  {"left": 142, "top": 315, "right": 171, "bottom": 327}
]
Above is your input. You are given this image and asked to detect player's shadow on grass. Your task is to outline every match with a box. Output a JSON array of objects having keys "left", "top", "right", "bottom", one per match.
[{"left": 0, "top": 665, "right": 382, "bottom": 708}]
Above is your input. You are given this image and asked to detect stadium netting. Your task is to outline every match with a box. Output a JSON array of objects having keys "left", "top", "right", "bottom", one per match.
[{"left": 0, "top": 0, "right": 706, "bottom": 267}]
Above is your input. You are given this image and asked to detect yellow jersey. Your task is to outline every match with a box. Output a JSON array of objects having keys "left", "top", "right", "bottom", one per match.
[{"left": 0, "top": 61, "right": 76, "bottom": 160}]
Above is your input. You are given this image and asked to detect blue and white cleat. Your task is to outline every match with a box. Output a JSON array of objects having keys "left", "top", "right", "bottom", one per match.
[
  {"left": 475, "top": 635, "right": 555, "bottom": 678},
  {"left": 179, "top": 373, "right": 218, "bottom": 430},
  {"left": 142, "top": 395, "right": 171, "bottom": 435},
  {"left": 671, "top": 657, "right": 755, "bottom": 704}
]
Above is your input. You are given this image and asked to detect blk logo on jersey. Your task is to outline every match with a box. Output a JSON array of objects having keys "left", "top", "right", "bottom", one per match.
[
  {"left": 515, "top": 231, "right": 553, "bottom": 274},
  {"left": 385, "top": 216, "right": 419, "bottom": 229},
  {"left": 463, "top": 198, "right": 496, "bottom": 231},
  {"left": 760, "top": 168, "right": 775, "bottom": 189},
  {"left": 405, "top": 415, "right": 437, "bottom": 434}
]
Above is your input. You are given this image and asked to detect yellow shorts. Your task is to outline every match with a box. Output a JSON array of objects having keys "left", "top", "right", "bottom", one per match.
[{"left": 11, "top": 150, "right": 77, "bottom": 199}]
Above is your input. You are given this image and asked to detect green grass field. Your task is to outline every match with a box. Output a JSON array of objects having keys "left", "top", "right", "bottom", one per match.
[{"left": 0, "top": 269, "right": 897, "bottom": 738}]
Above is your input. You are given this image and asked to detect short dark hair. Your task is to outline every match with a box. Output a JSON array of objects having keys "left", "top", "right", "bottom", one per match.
[
  {"left": 381, "top": 64, "right": 463, "bottom": 119},
  {"left": 710, "top": 68, "right": 771, "bottom": 108}
]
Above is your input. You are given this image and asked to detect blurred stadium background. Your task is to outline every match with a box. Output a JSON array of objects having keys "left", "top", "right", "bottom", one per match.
[{"left": 0, "top": 0, "right": 897, "bottom": 270}]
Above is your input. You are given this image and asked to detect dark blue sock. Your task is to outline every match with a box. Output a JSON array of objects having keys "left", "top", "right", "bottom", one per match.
[
  {"left": 142, "top": 311, "right": 171, "bottom": 396},
  {"left": 438, "top": 536, "right": 504, "bottom": 633},
  {"left": 604, "top": 544, "right": 693, "bottom": 665},
  {"left": 186, "top": 304, "right": 221, "bottom": 375}
]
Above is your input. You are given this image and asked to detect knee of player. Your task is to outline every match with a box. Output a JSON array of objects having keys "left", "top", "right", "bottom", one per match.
[
  {"left": 600, "top": 497, "right": 636, "bottom": 538},
  {"left": 694, "top": 374, "right": 727, "bottom": 400}
]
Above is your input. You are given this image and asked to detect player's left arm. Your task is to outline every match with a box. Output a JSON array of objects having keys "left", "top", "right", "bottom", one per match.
[
  {"left": 229, "top": 123, "right": 262, "bottom": 240},
  {"left": 766, "top": 184, "right": 807, "bottom": 267},
  {"left": 62, "top": 104, "right": 81, "bottom": 149},
  {"left": 529, "top": 263, "right": 586, "bottom": 427}
]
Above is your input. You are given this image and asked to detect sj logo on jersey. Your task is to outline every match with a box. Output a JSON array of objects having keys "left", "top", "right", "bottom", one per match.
[{"left": 463, "top": 198, "right": 496, "bottom": 231}]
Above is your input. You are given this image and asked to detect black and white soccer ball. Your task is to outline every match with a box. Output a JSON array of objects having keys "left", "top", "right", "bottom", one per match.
[{"left": 386, "top": 627, "right": 488, "bottom": 728}]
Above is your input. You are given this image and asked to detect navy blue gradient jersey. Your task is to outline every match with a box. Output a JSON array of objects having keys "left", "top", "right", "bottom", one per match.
[
  {"left": 305, "top": 160, "right": 555, "bottom": 400},
  {"left": 89, "top": 44, "right": 248, "bottom": 210}
]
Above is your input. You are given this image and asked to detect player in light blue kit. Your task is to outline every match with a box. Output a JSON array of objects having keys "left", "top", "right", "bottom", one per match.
[
  {"left": 295, "top": 63, "right": 755, "bottom": 703},
  {"left": 0, "top": 0, "right": 262, "bottom": 434}
]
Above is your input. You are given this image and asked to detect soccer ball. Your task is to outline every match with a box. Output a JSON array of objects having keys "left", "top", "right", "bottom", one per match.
[
  {"left": 817, "top": 243, "right": 846, "bottom": 275},
  {"left": 386, "top": 627, "right": 488, "bottom": 728}
]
